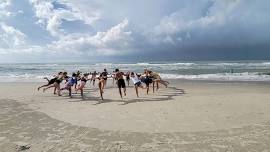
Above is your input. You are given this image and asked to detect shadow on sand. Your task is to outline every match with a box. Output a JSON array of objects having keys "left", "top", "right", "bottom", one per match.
[{"left": 55, "top": 86, "right": 185, "bottom": 105}]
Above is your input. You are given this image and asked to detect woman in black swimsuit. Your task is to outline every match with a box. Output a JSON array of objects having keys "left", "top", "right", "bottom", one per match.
[
  {"left": 43, "top": 72, "right": 67, "bottom": 96},
  {"left": 38, "top": 72, "right": 62, "bottom": 94}
]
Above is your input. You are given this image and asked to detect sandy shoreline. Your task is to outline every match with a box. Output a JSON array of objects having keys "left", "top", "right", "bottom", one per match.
[{"left": 1, "top": 79, "right": 270, "bottom": 151}]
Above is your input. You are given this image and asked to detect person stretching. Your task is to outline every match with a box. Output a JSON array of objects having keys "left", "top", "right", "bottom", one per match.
[
  {"left": 38, "top": 72, "right": 62, "bottom": 94},
  {"left": 115, "top": 69, "right": 126, "bottom": 99},
  {"left": 130, "top": 72, "right": 144, "bottom": 97},
  {"left": 75, "top": 73, "right": 90, "bottom": 99},
  {"left": 60, "top": 73, "right": 77, "bottom": 97}
]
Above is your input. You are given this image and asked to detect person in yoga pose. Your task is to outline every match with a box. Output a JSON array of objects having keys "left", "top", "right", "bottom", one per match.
[
  {"left": 43, "top": 72, "right": 68, "bottom": 96},
  {"left": 115, "top": 69, "right": 126, "bottom": 99},
  {"left": 37, "top": 72, "right": 62, "bottom": 94},
  {"left": 130, "top": 72, "right": 145, "bottom": 97},
  {"left": 75, "top": 73, "right": 90, "bottom": 98},
  {"left": 60, "top": 73, "right": 77, "bottom": 97}
]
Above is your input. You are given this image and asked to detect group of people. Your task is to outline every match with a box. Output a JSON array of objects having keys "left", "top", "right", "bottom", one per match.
[{"left": 37, "top": 68, "right": 169, "bottom": 100}]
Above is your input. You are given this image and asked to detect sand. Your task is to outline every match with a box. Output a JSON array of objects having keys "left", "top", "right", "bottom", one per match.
[{"left": 1, "top": 80, "right": 270, "bottom": 151}]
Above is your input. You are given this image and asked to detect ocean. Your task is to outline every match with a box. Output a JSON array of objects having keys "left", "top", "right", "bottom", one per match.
[{"left": 1, "top": 61, "right": 270, "bottom": 82}]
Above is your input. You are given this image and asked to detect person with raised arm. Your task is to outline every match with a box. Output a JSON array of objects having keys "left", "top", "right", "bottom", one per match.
[
  {"left": 60, "top": 73, "right": 77, "bottom": 97},
  {"left": 130, "top": 72, "right": 145, "bottom": 97}
]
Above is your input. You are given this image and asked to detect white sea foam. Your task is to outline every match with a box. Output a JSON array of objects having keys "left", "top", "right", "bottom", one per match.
[
  {"left": 160, "top": 72, "right": 270, "bottom": 81},
  {"left": 0, "top": 61, "right": 270, "bottom": 82},
  {"left": 0, "top": 72, "right": 269, "bottom": 82}
]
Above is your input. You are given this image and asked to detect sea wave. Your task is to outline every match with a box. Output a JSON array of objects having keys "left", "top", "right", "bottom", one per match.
[
  {"left": 0, "top": 61, "right": 270, "bottom": 82},
  {"left": 160, "top": 72, "right": 270, "bottom": 81},
  {"left": 0, "top": 72, "right": 270, "bottom": 82}
]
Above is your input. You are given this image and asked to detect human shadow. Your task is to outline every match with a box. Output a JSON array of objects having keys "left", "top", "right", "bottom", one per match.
[{"left": 52, "top": 86, "right": 185, "bottom": 105}]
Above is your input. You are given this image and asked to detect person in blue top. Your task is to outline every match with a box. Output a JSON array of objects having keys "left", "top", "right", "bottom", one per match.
[{"left": 60, "top": 73, "right": 77, "bottom": 97}]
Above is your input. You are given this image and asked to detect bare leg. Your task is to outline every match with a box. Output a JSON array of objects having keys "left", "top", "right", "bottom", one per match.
[
  {"left": 98, "top": 82, "right": 103, "bottom": 100},
  {"left": 146, "top": 85, "right": 149, "bottom": 94},
  {"left": 135, "top": 86, "right": 139, "bottom": 97},
  {"left": 43, "top": 83, "right": 57, "bottom": 92},
  {"left": 38, "top": 84, "right": 50, "bottom": 91},
  {"left": 54, "top": 87, "right": 57, "bottom": 94},
  {"left": 103, "top": 80, "right": 107, "bottom": 89},
  {"left": 80, "top": 89, "right": 84, "bottom": 98},
  {"left": 76, "top": 83, "right": 85, "bottom": 98},
  {"left": 156, "top": 80, "right": 168, "bottom": 88},
  {"left": 56, "top": 85, "right": 61, "bottom": 96},
  {"left": 68, "top": 87, "right": 72, "bottom": 97},
  {"left": 152, "top": 82, "right": 155, "bottom": 93},
  {"left": 44, "top": 77, "right": 50, "bottom": 82},
  {"left": 118, "top": 87, "right": 122, "bottom": 98}
]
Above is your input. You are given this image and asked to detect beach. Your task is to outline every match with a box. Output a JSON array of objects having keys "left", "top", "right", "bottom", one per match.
[{"left": 1, "top": 80, "right": 270, "bottom": 151}]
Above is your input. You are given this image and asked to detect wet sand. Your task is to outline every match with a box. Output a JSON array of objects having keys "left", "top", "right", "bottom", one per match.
[{"left": 0, "top": 80, "right": 270, "bottom": 151}]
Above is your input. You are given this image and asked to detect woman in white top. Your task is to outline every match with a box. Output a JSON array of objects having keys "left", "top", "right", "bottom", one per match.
[{"left": 130, "top": 72, "right": 144, "bottom": 97}]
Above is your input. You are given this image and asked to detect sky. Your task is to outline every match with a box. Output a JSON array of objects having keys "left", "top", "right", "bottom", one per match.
[{"left": 0, "top": 0, "right": 270, "bottom": 63}]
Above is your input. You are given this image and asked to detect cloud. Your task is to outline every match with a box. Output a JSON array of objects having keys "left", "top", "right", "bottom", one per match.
[
  {"left": 48, "top": 19, "right": 132, "bottom": 56},
  {"left": 0, "top": 0, "right": 12, "bottom": 19},
  {"left": 1, "top": 0, "right": 270, "bottom": 62},
  {"left": 29, "top": 0, "right": 99, "bottom": 37},
  {"left": 0, "top": 22, "right": 26, "bottom": 48},
  {"left": 151, "top": 0, "right": 270, "bottom": 47}
]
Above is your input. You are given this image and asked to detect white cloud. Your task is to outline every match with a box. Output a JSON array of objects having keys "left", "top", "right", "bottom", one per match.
[
  {"left": 0, "top": 23, "right": 44, "bottom": 57},
  {"left": 29, "top": 0, "right": 99, "bottom": 37},
  {"left": 0, "top": 0, "right": 12, "bottom": 19},
  {"left": 48, "top": 19, "right": 132, "bottom": 56},
  {"left": 1, "top": 0, "right": 270, "bottom": 62},
  {"left": 0, "top": 22, "right": 26, "bottom": 48},
  {"left": 151, "top": 0, "right": 244, "bottom": 44}
]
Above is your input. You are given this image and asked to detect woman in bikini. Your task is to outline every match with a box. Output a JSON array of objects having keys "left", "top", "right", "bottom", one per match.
[
  {"left": 93, "top": 72, "right": 107, "bottom": 100},
  {"left": 75, "top": 73, "right": 90, "bottom": 98},
  {"left": 149, "top": 70, "right": 169, "bottom": 91}
]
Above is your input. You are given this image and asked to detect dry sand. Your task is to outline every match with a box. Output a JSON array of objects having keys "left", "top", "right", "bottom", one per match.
[{"left": 1, "top": 80, "right": 270, "bottom": 151}]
